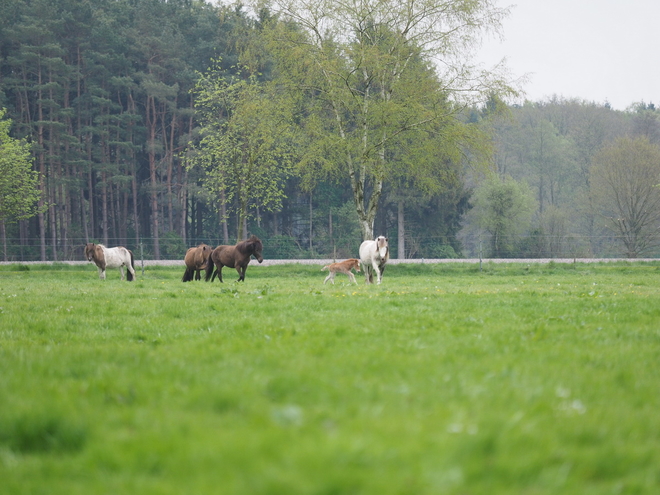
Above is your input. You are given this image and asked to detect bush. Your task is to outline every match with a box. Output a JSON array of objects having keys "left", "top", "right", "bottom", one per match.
[
  {"left": 161, "top": 232, "right": 186, "bottom": 259},
  {"left": 265, "top": 235, "right": 303, "bottom": 259}
]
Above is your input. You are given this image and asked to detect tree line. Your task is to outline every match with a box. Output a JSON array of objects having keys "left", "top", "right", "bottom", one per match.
[
  {"left": 2, "top": 0, "right": 659, "bottom": 262},
  {"left": 462, "top": 99, "right": 660, "bottom": 258}
]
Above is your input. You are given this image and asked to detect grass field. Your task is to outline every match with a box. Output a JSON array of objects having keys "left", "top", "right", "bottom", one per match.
[{"left": 1, "top": 261, "right": 659, "bottom": 494}]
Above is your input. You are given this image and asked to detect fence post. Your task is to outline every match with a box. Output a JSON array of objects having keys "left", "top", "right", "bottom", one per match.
[
  {"left": 479, "top": 236, "right": 483, "bottom": 272},
  {"left": 140, "top": 242, "right": 144, "bottom": 276}
]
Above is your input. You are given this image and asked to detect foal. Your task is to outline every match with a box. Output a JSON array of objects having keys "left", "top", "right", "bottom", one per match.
[{"left": 321, "top": 258, "right": 361, "bottom": 284}]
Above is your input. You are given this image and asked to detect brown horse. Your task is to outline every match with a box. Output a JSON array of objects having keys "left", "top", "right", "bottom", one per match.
[
  {"left": 182, "top": 243, "right": 213, "bottom": 282},
  {"left": 205, "top": 235, "right": 264, "bottom": 282}
]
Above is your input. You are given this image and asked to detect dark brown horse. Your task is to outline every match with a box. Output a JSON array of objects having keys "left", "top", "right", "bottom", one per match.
[
  {"left": 205, "top": 235, "right": 264, "bottom": 282},
  {"left": 182, "top": 243, "right": 213, "bottom": 282}
]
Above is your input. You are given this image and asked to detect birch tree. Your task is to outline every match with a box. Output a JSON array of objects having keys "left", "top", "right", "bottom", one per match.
[{"left": 264, "top": 0, "right": 512, "bottom": 239}]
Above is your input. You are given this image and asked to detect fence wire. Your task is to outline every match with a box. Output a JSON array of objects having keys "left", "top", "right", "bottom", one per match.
[{"left": 2, "top": 233, "right": 659, "bottom": 262}]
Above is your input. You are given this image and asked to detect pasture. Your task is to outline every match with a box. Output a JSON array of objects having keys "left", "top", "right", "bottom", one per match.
[{"left": 1, "top": 261, "right": 659, "bottom": 494}]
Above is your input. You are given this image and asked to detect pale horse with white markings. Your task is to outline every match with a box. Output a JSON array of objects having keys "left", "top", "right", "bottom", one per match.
[
  {"left": 85, "top": 243, "right": 136, "bottom": 281},
  {"left": 359, "top": 236, "right": 389, "bottom": 284}
]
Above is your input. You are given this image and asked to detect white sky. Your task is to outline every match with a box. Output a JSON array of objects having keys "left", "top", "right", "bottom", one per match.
[{"left": 477, "top": 0, "right": 660, "bottom": 110}]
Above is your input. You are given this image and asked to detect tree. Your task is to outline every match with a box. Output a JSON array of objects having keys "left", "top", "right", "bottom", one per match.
[
  {"left": 590, "top": 136, "right": 660, "bottom": 258},
  {"left": 192, "top": 68, "right": 296, "bottom": 241},
  {"left": 0, "top": 109, "right": 43, "bottom": 260},
  {"left": 265, "top": 0, "right": 512, "bottom": 240},
  {"left": 469, "top": 173, "right": 536, "bottom": 257}
]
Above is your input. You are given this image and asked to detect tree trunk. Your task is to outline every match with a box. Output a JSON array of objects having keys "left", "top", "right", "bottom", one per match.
[
  {"left": 397, "top": 200, "right": 405, "bottom": 259},
  {"left": 147, "top": 95, "right": 160, "bottom": 259},
  {"left": 80, "top": 172, "right": 89, "bottom": 243},
  {"left": 328, "top": 210, "right": 333, "bottom": 255},
  {"left": 101, "top": 171, "right": 109, "bottom": 245},
  {"left": 37, "top": 65, "right": 47, "bottom": 260},
  {"left": 87, "top": 136, "right": 95, "bottom": 239},
  {"left": 1, "top": 221, "right": 6, "bottom": 262},
  {"left": 350, "top": 171, "right": 381, "bottom": 241},
  {"left": 47, "top": 70, "right": 58, "bottom": 261},
  {"left": 180, "top": 175, "right": 188, "bottom": 246},
  {"left": 220, "top": 189, "right": 229, "bottom": 243},
  {"left": 49, "top": 188, "right": 58, "bottom": 261}
]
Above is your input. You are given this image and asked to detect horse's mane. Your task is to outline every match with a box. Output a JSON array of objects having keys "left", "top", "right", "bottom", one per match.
[{"left": 236, "top": 235, "right": 261, "bottom": 254}]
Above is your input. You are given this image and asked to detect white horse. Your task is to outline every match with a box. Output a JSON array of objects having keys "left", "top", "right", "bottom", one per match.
[
  {"left": 359, "top": 236, "right": 389, "bottom": 284},
  {"left": 85, "top": 243, "right": 136, "bottom": 281}
]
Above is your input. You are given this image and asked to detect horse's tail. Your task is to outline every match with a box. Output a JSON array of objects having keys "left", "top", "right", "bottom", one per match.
[
  {"left": 204, "top": 259, "right": 215, "bottom": 281},
  {"left": 126, "top": 250, "right": 135, "bottom": 281},
  {"left": 182, "top": 268, "right": 193, "bottom": 282}
]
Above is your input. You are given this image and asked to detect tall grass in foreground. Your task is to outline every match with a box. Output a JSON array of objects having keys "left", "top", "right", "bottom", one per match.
[{"left": 1, "top": 262, "right": 659, "bottom": 494}]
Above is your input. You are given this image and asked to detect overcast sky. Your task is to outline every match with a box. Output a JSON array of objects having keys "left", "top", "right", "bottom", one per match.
[{"left": 476, "top": 0, "right": 660, "bottom": 110}]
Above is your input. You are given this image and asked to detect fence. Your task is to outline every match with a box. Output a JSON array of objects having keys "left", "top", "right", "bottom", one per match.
[{"left": 2, "top": 233, "right": 659, "bottom": 262}]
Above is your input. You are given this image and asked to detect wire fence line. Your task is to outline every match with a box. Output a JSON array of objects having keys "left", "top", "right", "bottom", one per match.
[{"left": 1, "top": 233, "right": 660, "bottom": 263}]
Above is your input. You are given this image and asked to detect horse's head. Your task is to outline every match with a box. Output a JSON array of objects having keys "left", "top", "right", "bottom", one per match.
[
  {"left": 247, "top": 235, "right": 264, "bottom": 263},
  {"left": 375, "top": 236, "right": 388, "bottom": 259},
  {"left": 84, "top": 243, "right": 96, "bottom": 262},
  {"left": 352, "top": 259, "right": 361, "bottom": 272}
]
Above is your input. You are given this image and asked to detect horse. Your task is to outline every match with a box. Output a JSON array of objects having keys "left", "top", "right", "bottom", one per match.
[
  {"left": 85, "top": 243, "right": 135, "bottom": 281},
  {"left": 321, "top": 258, "right": 360, "bottom": 284},
  {"left": 205, "top": 235, "right": 264, "bottom": 283},
  {"left": 359, "top": 236, "right": 389, "bottom": 284},
  {"left": 182, "top": 243, "right": 213, "bottom": 282}
]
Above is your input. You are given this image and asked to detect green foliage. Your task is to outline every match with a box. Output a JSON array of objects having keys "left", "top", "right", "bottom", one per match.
[
  {"left": 2, "top": 1, "right": 659, "bottom": 262},
  {"left": 265, "top": 0, "right": 513, "bottom": 239},
  {"left": 313, "top": 200, "right": 363, "bottom": 258},
  {"left": 264, "top": 235, "right": 302, "bottom": 259},
  {"left": 424, "top": 244, "right": 459, "bottom": 259},
  {"left": 192, "top": 66, "right": 297, "bottom": 240},
  {"left": 160, "top": 231, "right": 186, "bottom": 259},
  {"left": 469, "top": 174, "right": 537, "bottom": 257},
  {"left": 0, "top": 108, "right": 43, "bottom": 223},
  {"left": 1, "top": 263, "right": 660, "bottom": 493}
]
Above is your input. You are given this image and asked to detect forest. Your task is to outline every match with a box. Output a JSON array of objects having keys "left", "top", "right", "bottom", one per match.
[{"left": 1, "top": 0, "right": 660, "bottom": 261}]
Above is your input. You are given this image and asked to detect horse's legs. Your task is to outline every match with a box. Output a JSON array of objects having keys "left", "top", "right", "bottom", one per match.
[
  {"left": 98, "top": 267, "right": 106, "bottom": 280},
  {"left": 372, "top": 261, "right": 382, "bottom": 284},
  {"left": 236, "top": 266, "right": 244, "bottom": 282},
  {"left": 119, "top": 267, "right": 125, "bottom": 281},
  {"left": 194, "top": 270, "right": 201, "bottom": 281},
  {"left": 126, "top": 263, "right": 135, "bottom": 281},
  {"left": 324, "top": 272, "right": 334, "bottom": 284},
  {"left": 361, "top": 263, "right": 370, "bottom": 284},
  {"left": 371, "top": 262, "right": 383, "bottom": 284},
  {"left": 348, "top": 272, "right": 356, "bottom": 284}
]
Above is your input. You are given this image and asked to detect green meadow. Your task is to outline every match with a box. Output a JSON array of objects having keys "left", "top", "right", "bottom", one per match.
[{"left": 1, "top": 261, "right": 659, "bottom": 494}]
